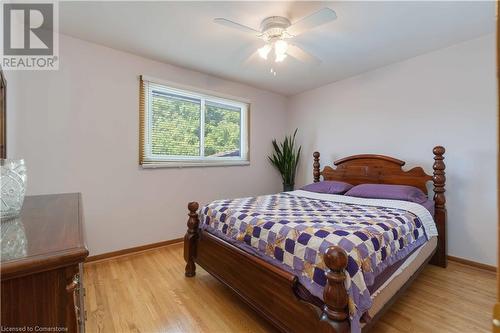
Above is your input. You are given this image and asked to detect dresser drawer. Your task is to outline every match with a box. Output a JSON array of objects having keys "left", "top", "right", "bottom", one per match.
[
  {"left": 1, "top": 194, "right": 88, "bottom": 332},
  {"left": 2, "top": 264, "right": 83, "bottom": 331}
]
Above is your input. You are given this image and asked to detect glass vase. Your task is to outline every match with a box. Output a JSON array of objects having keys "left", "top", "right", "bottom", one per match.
[{"left": 1, "top": 159, "right": 27, "bottom": 221}]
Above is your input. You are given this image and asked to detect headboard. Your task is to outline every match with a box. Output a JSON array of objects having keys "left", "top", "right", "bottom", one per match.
[{"left": 312, "top": 146, "right": 447, "bottom": 267}]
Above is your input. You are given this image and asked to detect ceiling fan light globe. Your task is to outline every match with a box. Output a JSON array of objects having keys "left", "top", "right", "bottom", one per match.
[
  {"left": 258, "top": 44, "right": 272, "bottom": 60},
  {"left": 275, "top": 53, "right": 287, "bottom": 63},
  {"left": 274, "top": 40, "right": 288, "bottom": 56}
]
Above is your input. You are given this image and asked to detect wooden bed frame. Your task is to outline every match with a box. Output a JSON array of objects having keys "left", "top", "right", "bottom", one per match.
[{"left": 184, "top": 146, "right": 447, "bottom": 333}]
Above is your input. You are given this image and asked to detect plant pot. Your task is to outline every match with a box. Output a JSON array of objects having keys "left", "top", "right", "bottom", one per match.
[{"left": 283, "top": 183, "right": 294, "bottom": 192}]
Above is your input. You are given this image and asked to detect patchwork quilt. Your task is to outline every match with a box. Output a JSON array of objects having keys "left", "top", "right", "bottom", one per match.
[{"left": 200, "top": 190, "right": 436, "bottom": 332}]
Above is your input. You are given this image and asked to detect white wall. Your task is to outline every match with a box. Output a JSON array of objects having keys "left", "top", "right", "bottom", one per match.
[
  {"left": 7, "top": 33, "right": 497, "bottom": 265},
  {"left": 288, "top": 34, "right": 497, "bottom": 266},
  {"left": 6, "top": 35, "right": 288, "bottom": 255}
]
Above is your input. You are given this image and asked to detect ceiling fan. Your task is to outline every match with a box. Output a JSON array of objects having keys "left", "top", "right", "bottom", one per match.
[{"left": 214, "top": 8, "right": 337, "bottom": 65}]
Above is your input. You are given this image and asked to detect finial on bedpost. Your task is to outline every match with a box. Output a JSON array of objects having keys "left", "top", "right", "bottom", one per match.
[
  {"left": 184, "top": 201, "right": 200, "bottom": 277},
  {"left": 432, "top": 146, "right": 446, "bottom": 209},
  {"left": 313, "top": 152, "right": 321, "bottom": 183},
  {"left": 431, "top": 146, "right": 447, "bottom": 268},
  {"left": 319, "top": 246, "right": 350, "bottom": 333}
]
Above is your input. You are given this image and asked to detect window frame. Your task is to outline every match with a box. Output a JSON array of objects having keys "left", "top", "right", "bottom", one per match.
[{"left": 140, "top": 76, "right": 250, "bottom": 168}]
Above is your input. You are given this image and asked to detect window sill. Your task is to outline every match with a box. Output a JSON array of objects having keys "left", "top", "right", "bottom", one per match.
[{"left": 141, "top": 160, "right": 250, "bottom": 169}]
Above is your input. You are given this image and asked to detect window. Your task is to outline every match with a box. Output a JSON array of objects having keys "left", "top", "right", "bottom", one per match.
[{"left": 139, "top": 76, "right": 249, "bottom": 167}]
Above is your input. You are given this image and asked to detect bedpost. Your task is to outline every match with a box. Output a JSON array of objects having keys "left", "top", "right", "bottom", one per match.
[
  {"left": 184, "top": 201, "right": 200, "bottom": 277},
  {"left": 319, "top": 246, "right": 350, "bottom": 333},
  {"left": 313, "top": 152, "right": 321, "bottom": 183},
  {"left": 430, "top": 146, "right": 447, "bottom": 268}
]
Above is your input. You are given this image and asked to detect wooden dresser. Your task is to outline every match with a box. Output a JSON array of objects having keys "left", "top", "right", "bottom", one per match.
[{"left": 1, "top": 193, "right": 88, "bottom": 332}]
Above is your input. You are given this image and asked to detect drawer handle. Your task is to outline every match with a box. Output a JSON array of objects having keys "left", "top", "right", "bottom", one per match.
[
  {"left": 66, "top": 274, "right": 80, "bottom": 293},
  {"left": 493, "top": 318, "right": 500, "bottom": 327},
  {"left": 75, "top": 305, "right": 81, "bottom": 324}
]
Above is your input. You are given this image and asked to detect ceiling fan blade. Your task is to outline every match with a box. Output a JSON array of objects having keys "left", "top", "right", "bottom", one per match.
[
  {"left": 243, "top": 50, "right": 260, "bottom": 66},
  {"left": 213, "top": 18, "right": 261, "bottom": 36},
  {"left": 286, "top": 44, "right": 321, "bottom": 65},
  {"left": 287, "top": 8, "right": 337, "bottom": 36},
  {"left": 239, "top": 41, "right": 264, "bottom": 65}
]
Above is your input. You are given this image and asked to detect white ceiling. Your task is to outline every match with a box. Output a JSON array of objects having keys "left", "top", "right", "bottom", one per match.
[{"left": 60, "top": 1, "right": 495, "bottom": 96}]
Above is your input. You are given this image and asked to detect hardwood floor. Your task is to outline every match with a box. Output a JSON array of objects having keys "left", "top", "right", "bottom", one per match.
[{"left": 84, "top": 243, "right": 495, "bottom": 333}]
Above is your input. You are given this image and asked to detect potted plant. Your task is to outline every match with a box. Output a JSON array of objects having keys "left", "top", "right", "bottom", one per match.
[{"left": 269, "top": 129, "right": 302, "bottom": 192}]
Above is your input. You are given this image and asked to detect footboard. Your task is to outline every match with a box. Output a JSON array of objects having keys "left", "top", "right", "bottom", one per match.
[{"left": 183, "top": 202, "right": 350, "bottom": 333}]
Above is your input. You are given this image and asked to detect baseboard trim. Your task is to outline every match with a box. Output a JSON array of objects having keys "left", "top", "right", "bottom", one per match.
[
  {"left": 86, "top": 241, "right": 497, "bottom": 271},
  {"left": 86, "top": 238, "right": 183, "bottom": 263},
  {"left": 447, "top": 255, "right": 496, "bottom": 272}
]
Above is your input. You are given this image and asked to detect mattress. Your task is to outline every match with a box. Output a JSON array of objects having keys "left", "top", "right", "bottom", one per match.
[
  {"left": 200, "top": 190, "right": 437, "bottom": 332},
  {"left": 367, "top": 236, "right": 437, "bottom": 318}
]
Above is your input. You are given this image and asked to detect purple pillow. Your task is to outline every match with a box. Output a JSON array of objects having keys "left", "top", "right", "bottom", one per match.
[
  {"left": 344, "top": 184, "right": 428, "bottom": 204},
  {"left": 301, "top": 181, "right": 353, "bottom": 195}
]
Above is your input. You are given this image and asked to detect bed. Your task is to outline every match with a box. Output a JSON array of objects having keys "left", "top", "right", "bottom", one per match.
[{"left": 183, "top": 146, "right": 447, "bottom": 333}]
